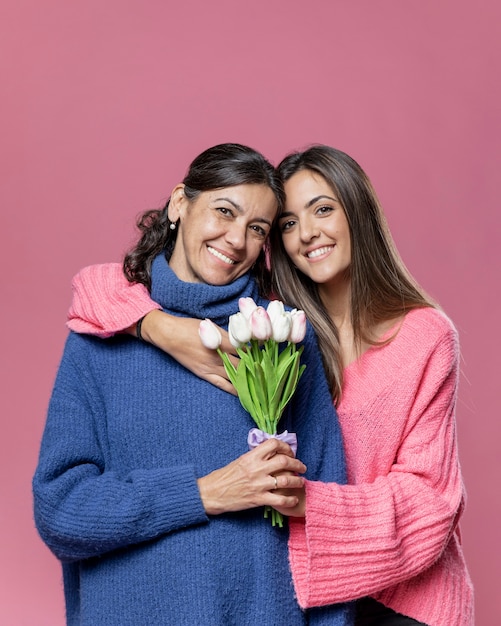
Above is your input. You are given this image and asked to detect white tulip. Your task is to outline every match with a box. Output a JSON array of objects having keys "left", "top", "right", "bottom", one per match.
[
  {"left": 198, "top": 319, "right": 222, "bottom": 350},
  {"left": 228, "top": 312, "right": 252, "bottom": 348},
  {"left": 267, "top": 300, "right": 292, "bottom": 343},
  {"left": 288, "top": 309, "right": 307, "bottom": 343}
]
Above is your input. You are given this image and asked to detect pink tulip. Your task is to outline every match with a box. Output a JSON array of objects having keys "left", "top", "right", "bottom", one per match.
[
  {"left": 288, "top": 309, "right": 307, "bottom": 343},
  {"left": 238, "top": 297, "right": 258, "bottom": 320},
  {"left": 199, "top": 319, "right": 222, "bottom": 350},
  {"left": 249, "top": 307, "right": 273, "bottom": 341}
]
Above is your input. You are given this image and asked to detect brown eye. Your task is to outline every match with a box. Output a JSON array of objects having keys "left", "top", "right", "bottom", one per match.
[
  {"left": 316, "top": 205, "right": 334, "bottom": 215},
  {"left": 216, "top": 206, "right": 234, "bottom": 217},
  {"left": 250, "top": 224, "right": 267, "bottom": 237},
  {"left": 280, "top": 220, "right": 296, "bottom": 232}
]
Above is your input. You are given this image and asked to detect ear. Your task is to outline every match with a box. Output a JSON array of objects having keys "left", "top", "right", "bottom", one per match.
[{"left": 167, "top": 184, "right": 188, "bottom": 223}]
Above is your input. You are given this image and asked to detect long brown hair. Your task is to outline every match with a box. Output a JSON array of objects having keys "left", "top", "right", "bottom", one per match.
[{"left": 271, "top": 145, "right": 435, "bottom": 402}]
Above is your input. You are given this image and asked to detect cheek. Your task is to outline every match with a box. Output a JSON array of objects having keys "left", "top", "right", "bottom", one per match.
[
  {"left": 247, "top": 240, "right": 265, "bottom": 265},
  {"left": 281, "top": 235, "right": 297, "bottom": 259},
  {"left": 341, "top": 225, "right": 351, "bottom": 252}
]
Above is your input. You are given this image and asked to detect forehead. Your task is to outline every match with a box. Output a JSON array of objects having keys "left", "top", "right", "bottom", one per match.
[
  {"left": 284, "top": 170, "right": 336, "bottom": 205},
  {"left": 197, "top": 183, "right": 278, "bottom": 216}
]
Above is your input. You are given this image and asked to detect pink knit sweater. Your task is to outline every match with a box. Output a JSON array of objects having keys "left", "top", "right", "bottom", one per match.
[
  {"left": 67, "top": 264, "right": 161, "bottom": 337},
  {"left": 67, "top": 265, "right": 474, "bottom": 625},
  {"left": 288, "top": 307, "right": 473, "bottom": 625}
]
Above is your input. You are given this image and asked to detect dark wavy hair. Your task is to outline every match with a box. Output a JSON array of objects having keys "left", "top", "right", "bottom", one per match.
[
  {"left": 123, "top": 143, "right": 284, "bottom": 294},
  {"left": 270, "top": 145, "right": 435, "bottom": 402}
]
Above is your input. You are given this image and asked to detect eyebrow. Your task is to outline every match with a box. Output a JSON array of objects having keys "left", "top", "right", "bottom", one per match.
[
  {"left": 305, "top": 194, "right": 338, "bottom": 208},
  {"left": 213, "top": 197, "right": 273, "bottom": 226},
  {"left": 279, "top": 194, "right": 339, "bottom": 219}
]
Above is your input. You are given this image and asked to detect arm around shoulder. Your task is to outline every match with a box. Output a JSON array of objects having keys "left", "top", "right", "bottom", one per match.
[
  {"left": 66, "top": 263, "right": 238, "bottom": 391},
  {"left": 67, "top": 263, "right": 160, "bottom": 337}
]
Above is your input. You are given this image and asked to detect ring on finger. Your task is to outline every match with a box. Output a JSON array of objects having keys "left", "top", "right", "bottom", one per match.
[{"left": 273, "top": 476, "right": 278, "bottom": 489}]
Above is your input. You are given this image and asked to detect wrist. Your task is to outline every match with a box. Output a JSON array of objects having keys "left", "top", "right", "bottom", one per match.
[
  {"left": 125, "top": 309, "right": 162, "bottom": 341},
  {"left": 197, "top": 476, "right": 223, "bottom": 516},
  {"left": 136, "top": 315, "right": 147, "bottom": 341},
  {"left": 139, "top": 309, "right": 173, "bottom": 347}
]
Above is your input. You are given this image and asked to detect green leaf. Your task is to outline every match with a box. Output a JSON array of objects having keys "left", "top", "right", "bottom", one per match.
[
  {"left": 217, "top": 350, "right": 238, "bottom": 388},
  {"left": 238, "top": 347, "right": 256, "bottom": 376},
  {"left": 217, "top": 338, "right": 306, "bottom": 439},
  {"left": 241, "top": 364, "right": 268, "bottom": 428},
  {"left": 261, "top": 350, "right": 278, "bottom": 410},
  {"left": 253, "top": 362, "right": 269, "bottom": 413},
  {"left": 234, "top": 361, "right": 259, "bottom": 418},
  {"left": 279, "top": 355, "right": 301, "bottom": 410},
  {"left": 269, "top": 364, "right": 293, "bottom": 421},
  {"left": 277, "top": 342, "right": 293, "bottom": 365}
]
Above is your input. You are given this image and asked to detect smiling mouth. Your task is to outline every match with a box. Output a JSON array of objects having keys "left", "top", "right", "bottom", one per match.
[
  {"left": 207, "top": 246, "right": 236, "bottom": 265},
  {"left": 307, "top": 246, "right": 334, "bottom": 259}
]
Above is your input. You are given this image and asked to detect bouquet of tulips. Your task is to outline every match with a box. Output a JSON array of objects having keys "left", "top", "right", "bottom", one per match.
[{"left": 199, "top": 297, "right": 307, "bottom": 527}]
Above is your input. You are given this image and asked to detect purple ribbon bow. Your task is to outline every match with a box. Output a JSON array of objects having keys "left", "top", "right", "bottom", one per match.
[{"left": 247, "top": 428, "right": 298, "bottom": 456}]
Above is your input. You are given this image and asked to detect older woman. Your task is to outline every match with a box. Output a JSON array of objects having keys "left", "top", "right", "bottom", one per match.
[{"left": 33, "top": 144, "right": 351, "bottom": 626}]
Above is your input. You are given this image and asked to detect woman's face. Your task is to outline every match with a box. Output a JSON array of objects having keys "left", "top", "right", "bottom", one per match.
[
  {"left": 169, "top": 183, "right": 278, "bottom": 285},
  {"left": 279, "top": 169, "right": 351, "bottom": 288}
]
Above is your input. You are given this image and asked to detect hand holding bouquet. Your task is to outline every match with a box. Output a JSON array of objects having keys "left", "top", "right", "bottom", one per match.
[{"left": 199, "top": 298, "right": 307, "bottom": 526}]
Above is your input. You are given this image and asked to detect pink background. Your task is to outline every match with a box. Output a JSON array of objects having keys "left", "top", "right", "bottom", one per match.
[{"left": 1, "top": 1, "right": 499, "bottom": 624}]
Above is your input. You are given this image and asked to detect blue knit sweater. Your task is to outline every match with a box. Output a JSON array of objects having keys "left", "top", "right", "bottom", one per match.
[{"left": 33, "top": 254, "right": 352, "bottom": 626}]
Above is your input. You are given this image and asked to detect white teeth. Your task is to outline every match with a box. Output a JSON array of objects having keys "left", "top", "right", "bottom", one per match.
[
  {"left": 307, "top": 246, "right": 333, "bottom": 259},
  {"left": 208, "top": 246, "right": 235, "bottom": 265}
]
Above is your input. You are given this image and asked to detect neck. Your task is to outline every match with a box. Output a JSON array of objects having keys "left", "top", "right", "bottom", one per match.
[
  {"left": 318, "top": 278, "right": 352, "bottom": 330},
  {"left": 318, "top": 278, "right": 405, "bottom": 368},
  {"left": 318, "top": 278, "right": 360, "bottom": 369}
]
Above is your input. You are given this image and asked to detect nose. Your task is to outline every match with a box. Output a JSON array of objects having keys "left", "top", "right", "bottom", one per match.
[
  {"left": 299, "top": 216, "right": 319, "bottom": 242},
  {"left": 224, "top": 222, "right": 246, "bottom": 249}
]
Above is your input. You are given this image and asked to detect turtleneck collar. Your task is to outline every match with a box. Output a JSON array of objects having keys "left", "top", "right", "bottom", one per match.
[{"left": 150, "top": 253, "right": 262, "bottom": 327}]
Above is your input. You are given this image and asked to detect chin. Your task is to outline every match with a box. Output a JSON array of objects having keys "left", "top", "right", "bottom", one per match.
[{"left": 204, "top": 274, "right": 237, "bottom": 286}]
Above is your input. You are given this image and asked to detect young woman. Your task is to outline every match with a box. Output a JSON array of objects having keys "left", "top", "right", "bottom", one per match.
[
  {"left": 33, "top": 144, "right": 351, "bottom": 626},
  {"left": 65, "top": 145, "right": 474, "bottom": 625},
  {"left": 270, "top": 147, "right": 474, "bottom": 626}
]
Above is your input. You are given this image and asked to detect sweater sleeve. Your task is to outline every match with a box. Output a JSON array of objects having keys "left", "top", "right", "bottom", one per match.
[
  {"left": 288, "top": 317, "right": 464, "bottom": 608},
  {"left": 285, "top": 323, "right": 354, "bottom": 625},
  {"left": 32, "top": 333, "right": 209, "bottom": 563},
  {"left": 289, "top": 323, "right": 347, "bottom": 488},
  {"left": 67, "top": 264, "right": 161, "bottom": 337}
]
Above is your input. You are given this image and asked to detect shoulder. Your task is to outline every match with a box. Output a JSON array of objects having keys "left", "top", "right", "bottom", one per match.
[
  {"left": 62, "top": 330, "right": 132, "bottom": 364},
  {"left": 55, "top": 332, "right": 140, "bottom": 397},
  {"left": 59, "top": 332, "right": 106, "bottom": 371},
  {"left": 401, "top": 307, "right": 458, "bottom": 350},
  {"left": 71, "top": 262, "right": 124, "bottom": 290},
  {"left": 385, "top": 307, "right": 459, "bottom": 377},
  {"left": 64, "top": 329, "right": 100, "bottom": 352}
]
